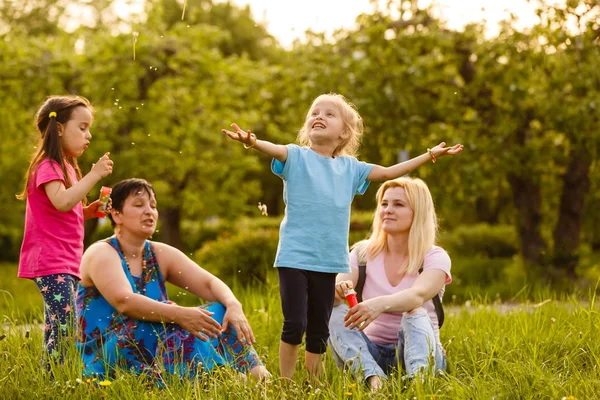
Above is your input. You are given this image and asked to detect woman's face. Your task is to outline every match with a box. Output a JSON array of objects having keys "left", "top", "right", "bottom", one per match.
[
  {"left": 116, "top": 190, "right": 158, "bottom": 237},
  {"left": 379, "top": 186, "right": 414, "bottom": 235}
]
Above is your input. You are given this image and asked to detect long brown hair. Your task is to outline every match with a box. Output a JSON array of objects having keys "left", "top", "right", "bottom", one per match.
[{"left": 17, "top": 95, "right": 94, "bottom": 201}]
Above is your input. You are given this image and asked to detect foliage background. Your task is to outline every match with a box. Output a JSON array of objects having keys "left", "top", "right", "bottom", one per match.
[{"left": 1, "top": 0, "right": 600, "bottom": 298}]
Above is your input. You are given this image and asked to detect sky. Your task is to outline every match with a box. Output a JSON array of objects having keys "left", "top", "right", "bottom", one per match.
[
  {"left": 230, "top": 0, "right": 542, "bottom": 47},
  {"left": 111, "top": 0, "right": 547, "bottom": 47}
]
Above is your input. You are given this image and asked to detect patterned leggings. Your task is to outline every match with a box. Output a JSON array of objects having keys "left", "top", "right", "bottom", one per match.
[{"left": 34, "top": 274, "right": 78, "bottom": 364}]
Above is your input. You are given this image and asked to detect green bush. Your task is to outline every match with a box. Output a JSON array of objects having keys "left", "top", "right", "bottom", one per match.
[
  {"left": 194, "top": 229, "right": 279, "bottom": 286},
  {"left": 350, "top": 210, "right": 374, "bottom": 231},
  {"left": 234, "top": 216, "right": 282, "bottom": 232},
  {"left": 444, "top": 255, "right": 524, "bottom": 303},
  {"left": 0, "top": 226, "right": 22, "bottom": 262},
  {"left": 181, "top": 219, "right": 232, "bottom": 253},
  {"left": 440, "top": 223, "right": 518, "bottom": 258}
]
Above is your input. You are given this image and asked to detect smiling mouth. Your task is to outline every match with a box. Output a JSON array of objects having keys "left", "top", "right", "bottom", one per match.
[{"left": 312, "top": 122, "right": 326, "bottom": 129}]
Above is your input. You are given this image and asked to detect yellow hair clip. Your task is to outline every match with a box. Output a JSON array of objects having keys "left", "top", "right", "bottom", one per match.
[{"left": 49, "top": 111, "right": 57, "bottom": 118}]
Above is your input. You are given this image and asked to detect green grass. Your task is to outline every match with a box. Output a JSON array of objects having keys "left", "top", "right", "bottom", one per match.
[{"left": 1, "top": 264, "right": 599, "bottom": 399}]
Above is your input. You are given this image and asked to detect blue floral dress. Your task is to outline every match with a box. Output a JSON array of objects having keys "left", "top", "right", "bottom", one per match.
[{"left": 76, "top": 237, "right": 262, "bottom": 379}]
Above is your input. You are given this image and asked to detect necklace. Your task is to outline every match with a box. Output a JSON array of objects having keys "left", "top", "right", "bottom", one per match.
[{"left": 123, "top": 250, "right": 148, "bottom": 296}]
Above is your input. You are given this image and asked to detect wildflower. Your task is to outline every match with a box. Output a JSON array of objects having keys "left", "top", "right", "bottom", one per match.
[
  {"left": 345, "top": 392, "right": 353, "bottom": 397},
  {"left": 348, "top": 383, "right": 357, "bottom": 388},
  {"left": 98, "top": 380, "right": 112, "bottom": 387},
  {"left": 75, "top": 378, "right": 83, "bottom": 384},
  {"left": 258, "top": 202, "right": 268, "bottom": 216}
]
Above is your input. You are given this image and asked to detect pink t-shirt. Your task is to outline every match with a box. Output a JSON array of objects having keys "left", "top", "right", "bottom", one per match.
[
  {"left": 18, "top": 159, "right": 84, "bottom": 279},
  {"left": 352, "top": 245, "right": 452, "bottom": 345}
]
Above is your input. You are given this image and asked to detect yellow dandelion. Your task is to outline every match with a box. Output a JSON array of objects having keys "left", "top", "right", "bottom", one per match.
[
  {"left": 348, "top": 383, "right": 357, "bottom": 388},
  {"left": 345, "top": 392, "right": 353, "bottom": 397},
  {"left": 98, "top": 380, "right": 112, "bottom": 387}
]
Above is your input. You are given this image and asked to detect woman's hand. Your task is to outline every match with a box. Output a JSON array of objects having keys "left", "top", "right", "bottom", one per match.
[
  {"left": 222, "top": 303, "right": 256, "bottom": 345},
  {"left": 344, "top": 297, "right": 386, "bottom": 331},
  {"left": 221, "top": 123, "right": 256, "bottom": 147},
  {"left": 90, "top": 152, "right": 114, "bottom": 180},
  {"left": 430, "top": 142, "right": 463, "bottom": 158},
  {"left": 335, "top": 280, "right": 353, "bottom": 302},
  {"left": 175, "top": 306, "right": 222, "bottom": 341}
]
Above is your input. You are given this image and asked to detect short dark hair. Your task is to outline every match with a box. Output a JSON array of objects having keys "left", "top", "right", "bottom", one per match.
[{"left": 108, "top": 178, "right": 156, "bottom": 228}]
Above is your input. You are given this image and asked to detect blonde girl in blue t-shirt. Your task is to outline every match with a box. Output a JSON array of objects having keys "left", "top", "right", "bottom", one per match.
[{"left": 222, "top": 93, "right": 462, "bottom": 380}]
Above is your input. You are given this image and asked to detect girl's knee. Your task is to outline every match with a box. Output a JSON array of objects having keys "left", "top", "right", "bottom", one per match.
[{"left": 281, "top": 318, "right": 307, "bottom": 345}]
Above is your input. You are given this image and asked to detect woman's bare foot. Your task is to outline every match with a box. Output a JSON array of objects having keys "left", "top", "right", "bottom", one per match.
[
  {"left": 249, "top": 365, "right": 271, "bottom": 381},
  {"left": 367, "top": 375, "right": 384, "bottom": 392}
]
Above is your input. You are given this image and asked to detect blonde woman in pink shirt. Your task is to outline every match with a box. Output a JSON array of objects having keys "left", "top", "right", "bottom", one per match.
[
  {"left": 329, "top": 177, "right": 452, "bottom": 391},
  {"left": 17, "top": 95, "right": 113, "bottom": 368}
]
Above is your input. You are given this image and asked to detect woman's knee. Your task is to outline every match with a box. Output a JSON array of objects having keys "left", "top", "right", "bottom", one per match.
[
  {"left": 202, "top": 302, "right": 226, "bottom": 324},
  {"left": 401, "top": 307, "right": 434, "bottom": 334},
  {"left": 329, "top": 304, "right": 349, "bottom": 329}
]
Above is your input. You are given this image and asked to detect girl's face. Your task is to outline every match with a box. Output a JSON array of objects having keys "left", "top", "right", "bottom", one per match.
[
  {"left": 379, "top": 187, "right": 414, "bottom": 235},
  {"left": 60, "top": 106, "right": 93, "bottom": 157},
  {"left": 114, "top": 190, "right": 159, "bottom": 238},
  {"left": 305, "top": 98, "right": 346, "bottom": 145}
]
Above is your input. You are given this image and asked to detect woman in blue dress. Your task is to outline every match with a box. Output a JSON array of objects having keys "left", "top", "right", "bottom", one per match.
[{"left": 76, "top": 178, "right": 270, "bottom": 381}]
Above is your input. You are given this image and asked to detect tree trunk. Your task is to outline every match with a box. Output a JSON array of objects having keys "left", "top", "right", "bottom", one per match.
[
  {"left": 160, "top": 207, "right": 183, "bottom": 250},
  {"left": 507, "top": 173, "right": 547, "bottom": 266},
  {"left": 552, "top": 147, "right": 592, "bottom": 278}
]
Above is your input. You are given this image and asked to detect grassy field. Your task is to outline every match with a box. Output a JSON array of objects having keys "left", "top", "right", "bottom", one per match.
[{"left": 1, "top": 263, "right": 599, "bottom": 399}]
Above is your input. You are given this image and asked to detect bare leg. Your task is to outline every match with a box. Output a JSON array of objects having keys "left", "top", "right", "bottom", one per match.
[
  {"left": 305, "top": 350, "right": 323, "bottom": 379},
  {"left": 279, "top": 341, "right": 300, "bottom": 379}
]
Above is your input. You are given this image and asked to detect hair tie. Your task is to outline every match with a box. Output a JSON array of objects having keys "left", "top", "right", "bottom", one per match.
[{"left": 49, "top": 111, "right": 57, "bottom": 118}]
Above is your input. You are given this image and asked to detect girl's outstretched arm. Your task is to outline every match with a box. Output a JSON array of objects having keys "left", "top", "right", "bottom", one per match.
[
  {"left": 367, "top": 142, "right": 463, "bottom": 182},
  {"left": 222, "top": 123, "right": 288, "bottom": 163}
]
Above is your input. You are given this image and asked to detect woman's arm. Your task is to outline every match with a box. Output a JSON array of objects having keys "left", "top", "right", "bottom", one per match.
[
  {"left": 157, "top": 242, "right": 256, "bottom": 343},
  {"left": 83, "top": 243, "right": 220, "bottom": 340},
  {"left": 367, "top": 142, "right": 463, "bottom": 182},
  {"left": 345, "top": 268, "right": 447, "bottom": 330},
  {"left": 221, "top": 123, "right": 288, "bottom": 162}
]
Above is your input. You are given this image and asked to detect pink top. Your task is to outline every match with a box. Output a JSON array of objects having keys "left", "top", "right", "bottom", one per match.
[
  {"left": 18, "top": 159, "right": 84, "bottom": 279},
  {"left": 351, "top": 245, "right": 452, "bottom": 345}
]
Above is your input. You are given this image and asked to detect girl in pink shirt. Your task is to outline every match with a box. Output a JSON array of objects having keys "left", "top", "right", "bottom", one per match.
[
  {"left": 17, "top": 95, "right": 113, "bottom": 368},
  {"left": 328, "top": 177, "right": 452, "bottom": 391}
]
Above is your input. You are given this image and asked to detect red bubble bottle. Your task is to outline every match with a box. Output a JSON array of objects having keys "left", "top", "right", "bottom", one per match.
[
  {"left": 344, "top": 287, "right": 359, "bottom": 308},
  {"left": 95, "top": 186, "right": 112, "bottom": 218}
]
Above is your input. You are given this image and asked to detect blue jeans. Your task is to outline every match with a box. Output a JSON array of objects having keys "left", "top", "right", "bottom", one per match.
[{"left": 328, "top": 304, "right": 447, "bottom": 380}]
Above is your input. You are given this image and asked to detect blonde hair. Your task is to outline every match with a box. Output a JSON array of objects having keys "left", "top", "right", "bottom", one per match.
[
  {"left": 296, "top": 93, "right": 364, "bottom": 157},
  {"left": 354, "top": 177, "right": 438, "bottom": 275}
]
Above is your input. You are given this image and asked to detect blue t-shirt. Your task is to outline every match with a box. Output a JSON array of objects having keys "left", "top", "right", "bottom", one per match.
[{"left": 271, "top": 144, "right": 374, "bottom": 273}]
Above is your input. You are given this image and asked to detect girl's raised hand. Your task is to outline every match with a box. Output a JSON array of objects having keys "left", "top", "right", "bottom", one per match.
[
  {"left": 91, "top": 152, "right": 114, "bottom": 179},
  {"left": 430, "top": 142, "right": 464, "bottom": 158},
  {"left": 221, "top": 123, "right": 256, "bottom": 147}
]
